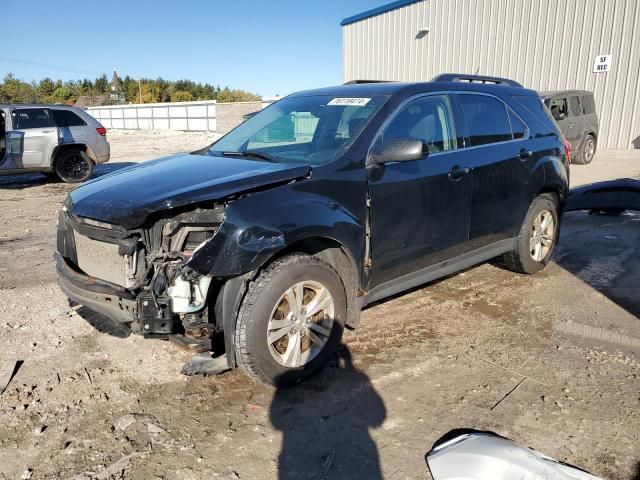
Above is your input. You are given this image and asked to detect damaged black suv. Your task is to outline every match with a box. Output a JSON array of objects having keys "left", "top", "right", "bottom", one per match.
[{"left": 56, "top": 74, "right": 569, "bottom": 385}]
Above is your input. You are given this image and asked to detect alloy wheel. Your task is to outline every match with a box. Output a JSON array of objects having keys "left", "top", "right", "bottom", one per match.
[
  {"left": 529, "top": 210, "right": 555, "bottom": 262},
  {"left": 62, "top": 154, "right": 90, "bottom": 180},
  {"left": 267, "top": 280, "right": 335, "bottom": 367},
  {"left": 584, "top": 138, "right": 595, "bottom": 163}
]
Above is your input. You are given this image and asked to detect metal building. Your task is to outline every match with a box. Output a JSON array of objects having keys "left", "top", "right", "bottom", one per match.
[{"left": 342, "top": 0, "right": 640, "bottom": 149}]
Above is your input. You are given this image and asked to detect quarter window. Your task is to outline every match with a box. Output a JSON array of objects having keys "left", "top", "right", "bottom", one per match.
[
  {"left": 13, "top": 108, "right": 54, "bottom": 130},
  {"left": 508, "top": 109, "right": 527, "bottom": 139},
  {"left": 457, "top": 94, "right": 513, "bottom": 146},
  {"left": 379, "top": 95, "right": 457, "bottom": 154},
  {"left": 52, "top": 109, "right": 87, "bottom": 127}
]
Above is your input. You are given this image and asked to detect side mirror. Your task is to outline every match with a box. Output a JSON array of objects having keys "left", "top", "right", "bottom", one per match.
[{"left": 370, "top": 137, "right": 427, "bottom": 165}]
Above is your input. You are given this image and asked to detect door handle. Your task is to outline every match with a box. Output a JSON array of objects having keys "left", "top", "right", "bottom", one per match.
[
  {"left": 41, "top": 129, "right": 54, "bottom": 133},
  {"left": 448, "top": 165, "right": 471, "bottom": 181},
  {"left": 519, "top": 149, "right": 533, "bottom": 160}
]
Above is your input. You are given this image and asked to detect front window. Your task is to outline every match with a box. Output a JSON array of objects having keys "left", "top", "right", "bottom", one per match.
[{"left": 209, "top": 94, "right": 388, "bottom": 165}]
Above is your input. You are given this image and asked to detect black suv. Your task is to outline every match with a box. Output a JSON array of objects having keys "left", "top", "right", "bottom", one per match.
[{"left": 56, "top": 74, "right": 569, "bottom": 385}]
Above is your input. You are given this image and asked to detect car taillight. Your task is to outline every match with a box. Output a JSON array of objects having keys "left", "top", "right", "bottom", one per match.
[
  {"left": 562, "top": 137, "right": 571, "bottom": 162},
  {"left": 96, "top": 127, "right": 107, "bottom": 136}
]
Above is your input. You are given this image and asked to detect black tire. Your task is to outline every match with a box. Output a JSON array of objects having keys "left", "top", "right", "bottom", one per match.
[
  {"left": 573, "top": 134, "right": 596, "bottom": 165},
  {"left": 55, "top": 149, "right": 94, "bottom": 183},
  {"left": 503, "top": 194, "right": 560, "bottom": 274},
  {"left": 235, "top": 253, "right": 346, "bottom": 386}
]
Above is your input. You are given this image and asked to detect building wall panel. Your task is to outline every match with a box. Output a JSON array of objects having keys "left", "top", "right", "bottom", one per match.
[{"left": 343, "top": 0, "right": 640, "bottom": 148}]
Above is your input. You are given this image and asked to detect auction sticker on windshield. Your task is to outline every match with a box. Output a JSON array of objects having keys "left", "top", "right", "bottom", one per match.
[{"left": 328, "top": 98, "right": 372, "bottom": 106}]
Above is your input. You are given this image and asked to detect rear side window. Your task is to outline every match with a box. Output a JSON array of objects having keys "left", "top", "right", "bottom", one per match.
[
  {"left": 457, "top": 94, "right": 512, "bottom": 146},
  {"left": 52, "top": 109, "right": 87, "bottom": 127},
  {"left": 13, "top": 108, "right": 54, "bottom": 129},
  {"left": 581, "top": 95, "right": 595, "bottom": 115},
  {"left": 569, "top": 96, "right": 582, "bottom": 116}
]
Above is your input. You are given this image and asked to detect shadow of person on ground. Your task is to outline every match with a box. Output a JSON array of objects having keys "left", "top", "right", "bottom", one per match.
[
  {"left": 270, "top": 345, "right": 386, "bottom": 480},
  {"left": 633, "top": 462, "right": 640, "bottom": 480},
  {"left": 0, "top": 162, "right": 137, "bottom": 189}
]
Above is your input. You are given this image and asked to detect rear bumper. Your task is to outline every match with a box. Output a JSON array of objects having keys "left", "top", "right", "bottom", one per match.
[{"left": 56, "top": 253, "right": 136, "bottom": 324}]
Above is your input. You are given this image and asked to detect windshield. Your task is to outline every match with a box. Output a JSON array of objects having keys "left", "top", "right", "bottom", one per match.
[{"left": 209, "top": 94, "right": 389, "bottom": 165}]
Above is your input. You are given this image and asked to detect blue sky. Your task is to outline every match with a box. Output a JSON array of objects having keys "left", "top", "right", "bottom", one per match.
[{"left": 2, "top": 0, "right": 390, "bottom": 96}]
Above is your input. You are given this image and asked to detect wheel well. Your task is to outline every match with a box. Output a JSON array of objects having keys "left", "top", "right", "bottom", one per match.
[
  {"left": 536, "top": 189, "right": 561, "bottom": 205},
  {"left": 53, "top": 144, "right": 95, "bottom": 167},
  {"left": 215, "top": 236, "right": 363, "bottom": 369},
  {"left": 273, "top": 237, "right": 362, "bottom": 326}
]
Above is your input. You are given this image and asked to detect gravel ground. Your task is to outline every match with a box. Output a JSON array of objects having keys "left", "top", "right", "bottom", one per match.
[{"left": 0, "top": 131, "right": 639, "bottom": 480}]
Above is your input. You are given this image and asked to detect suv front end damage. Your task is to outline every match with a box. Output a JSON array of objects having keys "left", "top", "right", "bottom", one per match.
[{"left": 56, "top": 202, "right": 226, "bottom": 350}]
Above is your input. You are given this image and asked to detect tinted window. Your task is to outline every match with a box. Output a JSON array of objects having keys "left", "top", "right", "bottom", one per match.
[
  {"left": 581, "top": 95, "right": 595, "bottom": 115},
  {"left": 13, "top": 108, "right": 53, "bottom": 129},
  {"left": 379, "top": 95, "right": 457, "bottom": 154},
  {"left": 458, "top": 94, "right": 512, "bottom": 146},
  {"left": 569, "top": 96, "right": 582, "bottom": 116},
  {"left": 508, "top": 109, "right": 527, "bottom": 139},
  {"left": 52, "top": 109, "right": 87, "bottom": 127}
]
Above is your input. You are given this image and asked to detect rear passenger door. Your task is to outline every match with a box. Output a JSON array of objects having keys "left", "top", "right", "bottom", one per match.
[
  {"left": 11, "top": 107, "right": 59, "bottom": 168},
  {"left": 52, "top": 109, "right": 88, "bottom": 145},
  {"left": 453, "top": 93, "right": 532, "bottom": 247},
  {"left": 568, "top": 96, "right": 585, "bottom": 147}
]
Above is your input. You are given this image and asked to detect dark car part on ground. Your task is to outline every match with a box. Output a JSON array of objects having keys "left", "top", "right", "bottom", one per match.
[
  {"left": 56, "top": 75, "right": 569, "bottom": 385},
  {"left": 564, "top": 178, "right": 640, "bottom": 213}
]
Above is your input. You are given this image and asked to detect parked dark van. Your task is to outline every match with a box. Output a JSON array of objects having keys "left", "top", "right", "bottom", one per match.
[
  {"left": 56, "top": 74, "right": 570, "bottom": 385},
  {"left": 541, "top": 91, "right": 599, "bottom": 165}
]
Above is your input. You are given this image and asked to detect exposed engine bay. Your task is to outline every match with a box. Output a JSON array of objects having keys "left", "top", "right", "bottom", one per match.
[{"left": 56, "top": 202, "right": 226, "bottom": 351}]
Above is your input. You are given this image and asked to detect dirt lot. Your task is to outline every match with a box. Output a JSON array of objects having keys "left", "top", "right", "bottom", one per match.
[{"left": 1, "top": 131, "right": 639, "bottom": 480}]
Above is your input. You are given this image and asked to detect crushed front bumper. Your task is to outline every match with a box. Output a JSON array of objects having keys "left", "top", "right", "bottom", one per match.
[{"left": 56, "top": 253, "right": 137, "bottom": 324}]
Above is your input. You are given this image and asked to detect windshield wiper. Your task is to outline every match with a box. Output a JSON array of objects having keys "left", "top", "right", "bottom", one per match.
[{"left": 221, "top": 150, "right": 278, "bottom": 163}]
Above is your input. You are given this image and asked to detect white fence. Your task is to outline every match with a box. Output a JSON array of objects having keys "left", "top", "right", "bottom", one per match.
[{"left": 87, "top": 100, "right": 217, "bottom": 132}]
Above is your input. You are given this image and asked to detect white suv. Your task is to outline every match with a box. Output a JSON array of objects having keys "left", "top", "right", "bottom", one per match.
[{"left": 0, "top": 104, "right": 110, "bottom": 182}]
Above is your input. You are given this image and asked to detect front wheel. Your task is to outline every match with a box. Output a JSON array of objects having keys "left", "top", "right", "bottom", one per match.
[
  {"left": 55, "top": 149, "right": 94, "bottom": 183},
  {"left": 234, "top": 254, "right": 346, "bottom": 386},
  {"left": 503, "top": 194, "right": 559, "bottom": 274}
]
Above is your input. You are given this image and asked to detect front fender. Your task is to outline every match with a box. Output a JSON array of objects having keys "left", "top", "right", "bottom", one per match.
[{"left": 185, "top": 188, "right": 365, "bottom": 278}]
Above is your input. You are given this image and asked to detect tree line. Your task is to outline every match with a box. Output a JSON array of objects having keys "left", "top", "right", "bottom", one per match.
[{"left": 0, "top": 73, "right": 261, "bottom": 105}]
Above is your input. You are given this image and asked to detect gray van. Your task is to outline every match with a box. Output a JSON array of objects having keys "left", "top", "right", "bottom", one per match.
[{"left": 541, "top": 91, "right": 598, "bottom": 165}]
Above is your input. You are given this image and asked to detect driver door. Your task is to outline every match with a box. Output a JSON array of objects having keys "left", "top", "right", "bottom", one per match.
[
  {"left": 10, "top": 107, "right": 59, "bottom": 168},
  {"left": 367, "top": 94, "right": 473, "bottom": 288}
]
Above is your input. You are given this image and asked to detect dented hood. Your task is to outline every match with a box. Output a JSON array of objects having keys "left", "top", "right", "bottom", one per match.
[{"left": 68, "top": 153, "right": 310, "bottom": 228}]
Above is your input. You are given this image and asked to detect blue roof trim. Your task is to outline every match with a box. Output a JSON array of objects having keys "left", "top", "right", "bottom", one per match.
[{"left": 341, "top": 0, "right": 420, "bottom": 26}]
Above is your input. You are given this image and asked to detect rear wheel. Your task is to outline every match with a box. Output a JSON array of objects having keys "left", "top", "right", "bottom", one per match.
[
  {"left": 234, "top": 254, "right": 346, "bottom": 386},
  {"left": 503, "top": 194, "right": 559, "bottom": 274},
  {"left": 574, "top": 134, "right": 596, "bottom": 165},
  {"left": 55, "top": 149, "right": 94, "bottom": 183}
]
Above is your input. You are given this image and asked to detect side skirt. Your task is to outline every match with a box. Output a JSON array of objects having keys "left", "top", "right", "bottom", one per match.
[{"left": 363, "top": 238, "right": 517, "bottom": 306}]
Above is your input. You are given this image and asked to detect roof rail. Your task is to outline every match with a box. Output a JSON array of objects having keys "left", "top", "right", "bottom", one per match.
[
  {"left": 431, "top": 73, "right": 523, "bottom": 87},
  {"left": 343, "top": 79, "right": 393, "bottom": 85}
]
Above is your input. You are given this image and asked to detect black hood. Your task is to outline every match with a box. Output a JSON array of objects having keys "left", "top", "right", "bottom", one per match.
[{"left": 68, "top": 153, "right": 310, "bottom": 228}]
